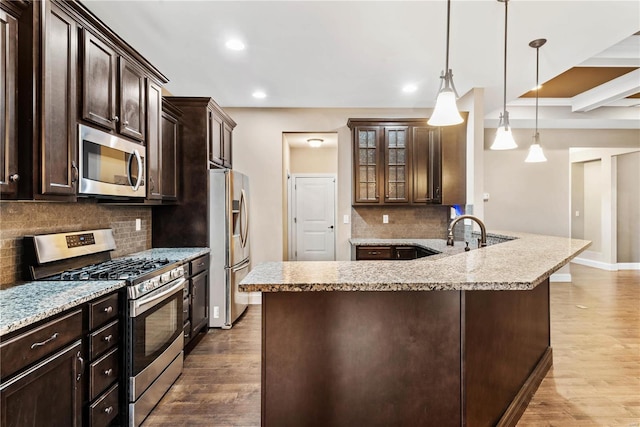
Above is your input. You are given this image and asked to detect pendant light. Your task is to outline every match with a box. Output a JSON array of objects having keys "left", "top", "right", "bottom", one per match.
[
  {"left": 525, "top": 38, "right": 548, "bottom": 163},
  {"left": 490, "top": 0, "right": 517, "bottom": 150},
  {"left": 428, "top": 0, "right": 463, "bottom": 127}
]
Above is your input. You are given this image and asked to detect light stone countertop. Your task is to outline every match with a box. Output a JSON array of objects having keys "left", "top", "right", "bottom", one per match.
[
  {"left": 239, "top": 231, "right": 590, "bottom": 293},
  {"left": 0, "top": 247, "right": 209, "bottom": 336}
]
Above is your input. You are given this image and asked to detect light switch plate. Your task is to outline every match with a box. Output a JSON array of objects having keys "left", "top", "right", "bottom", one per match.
[
  {"left": 343, "top": 215, "right": 350, "bottom": 224},
  {"left": 483, "top": 193, "right": 490, "bottom": 201}
]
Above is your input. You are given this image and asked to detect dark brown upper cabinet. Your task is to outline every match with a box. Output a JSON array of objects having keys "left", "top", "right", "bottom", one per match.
[
  {"left": 209, "top": 108, "right": 233, "bottom": 169},
  {"left": 384, "top": 126, "right": 410, "bottom": 203},
  {"left": 160, "top": 99, "right": 181, "bottom": 201},
  {"left": 146, "top": 81, "right": 162, "bottom": 200},
  {"left": 0, "top": 7, "right": 18, "bottom": 198},
  {"left": 41, "top": 2, "right": 78, "bottom": 198},
  {"left": 348, "top": 117, "right": 466, "bottom": 206},
  {"left": 81, "top": 29, "right": 117, "bottom": 131},
  {"left": 412, "top": 126, "right": 442, "bottom": 204},
  {"left": 82, "top": 29, "right": 147, "bottom": 143}
]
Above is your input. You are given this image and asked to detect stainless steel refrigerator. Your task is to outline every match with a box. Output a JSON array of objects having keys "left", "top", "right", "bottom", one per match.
[{"left": 209, "top": 169, "right": 250, "bottom": 328}]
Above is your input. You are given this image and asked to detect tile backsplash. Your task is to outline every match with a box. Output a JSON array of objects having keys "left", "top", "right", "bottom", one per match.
[
  {"left": 0, "top": 200, "right": 151, "bottom": 288},
  {"left": 351, "top": 205, "right": 451, "bottom": 239}
]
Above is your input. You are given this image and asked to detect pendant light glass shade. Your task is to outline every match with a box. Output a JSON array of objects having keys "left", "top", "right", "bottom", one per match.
[
  {"left": 526, "top": 38, "right": 548, "bottom": 163},
  {"left": 491, "top": 112, "right": 517, "bottom": 150},
  {"left": 525, "top": 134, "right": 547, "bottom": 162},
  {"left": 491, "top": 0, "right": 516, "bottom": 150},
  {"left": 428, "top": 0, "right": 463, "bottom": 127},
  {"left": 428, "top": 74, "right": 463, "bottom": 126}
]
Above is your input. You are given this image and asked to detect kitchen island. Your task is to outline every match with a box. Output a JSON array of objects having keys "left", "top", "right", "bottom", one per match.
[{"left": 240, "top": 232, "right": 590, "bottom": 427}]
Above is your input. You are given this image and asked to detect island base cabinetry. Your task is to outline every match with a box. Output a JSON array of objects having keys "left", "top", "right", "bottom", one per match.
[{"left": 261, "top": 280, "right": 550, "bottom": 427}]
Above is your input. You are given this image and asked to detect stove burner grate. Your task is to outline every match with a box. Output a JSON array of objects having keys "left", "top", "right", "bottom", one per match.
[{"left": 48, "top": 258, "right": 172, "bottom": 281}]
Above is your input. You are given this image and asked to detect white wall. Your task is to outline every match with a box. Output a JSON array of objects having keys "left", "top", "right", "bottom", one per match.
[
  {"left": 290, "top": 146, "right": 338, "bottom": 174},
  {"left": 570, "top": 147, "right": 640, "bottom": 269},
  {"left": 616, "top": 151, "right": 640, "bottom": 264}
]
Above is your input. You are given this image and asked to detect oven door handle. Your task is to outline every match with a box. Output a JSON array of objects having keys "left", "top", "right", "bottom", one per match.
[{"left": 130, "top": 278, "right": 186, "bottom": 317}]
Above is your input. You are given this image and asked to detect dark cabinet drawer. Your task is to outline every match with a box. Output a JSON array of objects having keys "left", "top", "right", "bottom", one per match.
[
  {"left": 356, "top": 246, "right": 393, "bottom": 260},
  {"left": 89, "top": 320, "right": 119, "bottom": 359},
  {"left": 89, "top": 293, "right": 119, "bottom": 330},
  {"left": 0, "top": 309, "right": 82, "bottom": 379},
  {"left": 89, "top": 347, "right": 119, "bottom": 401},
  {"left": 190, "top": 254, "right": 209, "bottom": 276},
  {"left": 89, "top": 383, "right": 119, "bottom": 427},
  {"left": 395, "top": 246, "right": 418, "bottom": 260}
]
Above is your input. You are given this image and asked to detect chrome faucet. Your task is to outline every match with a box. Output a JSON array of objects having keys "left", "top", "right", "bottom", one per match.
[{"left": 446, "top": 215, "right": 487, "bottom": 248}]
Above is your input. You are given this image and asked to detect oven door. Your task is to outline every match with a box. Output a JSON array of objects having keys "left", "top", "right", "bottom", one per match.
[
  {"left": 79, "top": 124, "right": 146, "bottom": 198},
  {"left": 128, "top": 278, "right": 185, "bottom": 381}
]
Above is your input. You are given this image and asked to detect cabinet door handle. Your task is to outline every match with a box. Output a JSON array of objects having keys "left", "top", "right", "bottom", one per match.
[
  {"left": 103, "top": 368, "right": 113, "bottom": 376},
  {"left": 123, "top": 120, "right": 129, "bottom": 126},
  {"left": 149, "top": 176, "right": 155, "bottom": 191},
  {"left": 112, "top": 115, "right": 119, "bottom": 122},
  {"left": 9, "top": 173, "right": 19, "bottom": 182},
  {"left": 104, "top": 406, "right": 114, "bottom": 415},
  {"left": 31, "top": 332, "right": 59, "bottom": 349},
  {"left": 76, "top": 352, "right": 84, "bottom": 382},
  {"left": 71, "top": 161, "right": 79, "bottom": 183},
  {"left": 103, "top": 306, "right": 113, "bottom": 314},
  {"left": 102, "top": 334, "right": 113, "bottom": 343}
]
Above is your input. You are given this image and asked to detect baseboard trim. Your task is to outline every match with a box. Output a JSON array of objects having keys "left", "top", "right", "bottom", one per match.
[
  {"left": 572, "top": 258, "right": 640, "bottom": 271},
  {"left": 572, "top": 257, "right": 617, "bottom": 271},
  {"left": 550, "top": 273, "right": 571, "bottom": 282},
  {"left": 617, "top": 262, "right": 640, "bottom": 270},
  {"left": 496, "top": 347, "right": 553, "bottom": 427}
]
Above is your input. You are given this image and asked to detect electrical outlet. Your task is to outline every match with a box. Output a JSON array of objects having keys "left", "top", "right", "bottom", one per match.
[
  {"left": 343, "top": 215, "right": 350, "bottom": 224},
  {"left": 135, "top": 218, "right": 141, "bottom": 231},
  {"left": 575, "top": 211, "right": 580, "bottom": 217},
  {"left": 383, "top": 214, "right": 389, "bottom": 224},
  {"left": 213, "top": 306, "right": 220, "bottom": 318}
]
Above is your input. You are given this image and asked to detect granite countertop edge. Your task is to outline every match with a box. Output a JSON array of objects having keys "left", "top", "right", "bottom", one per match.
[
  {"left": 0, "top": 247, "right": 210, "bottom": 336},
  {"left": 240, "top": 232, "right": 591, "bottom": 293}
]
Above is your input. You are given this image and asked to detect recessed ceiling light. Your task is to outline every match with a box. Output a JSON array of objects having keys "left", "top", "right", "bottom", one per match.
[
  {"left": 252, "top": 90, "right": 267, "bottom": 99},
  {"left": 402, "top": 84, "right": 418, "bottom": 93},
  {"left": 307, "top": 138, "right": 323, "bottom": 148},
  {"left": 225, "top": 39, "right": 245, "bottom": 51}
]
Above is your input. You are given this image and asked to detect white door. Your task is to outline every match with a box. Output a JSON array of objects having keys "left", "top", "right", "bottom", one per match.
[{"left": 293, "top": 176, "right": 336, "bottom": 261}]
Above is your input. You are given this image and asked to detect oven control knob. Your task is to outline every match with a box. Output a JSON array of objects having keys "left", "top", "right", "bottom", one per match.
[{"left": 161, "top": 272, "right": 171, "bottom": 283}]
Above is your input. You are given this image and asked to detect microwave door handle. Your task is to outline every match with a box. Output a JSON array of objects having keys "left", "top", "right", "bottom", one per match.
[
  {"left": 132, "top": 149, "right": 143, "bottom": 192},
  {"left": 127, "top": 152, "right": 135, "bottom": 187}
]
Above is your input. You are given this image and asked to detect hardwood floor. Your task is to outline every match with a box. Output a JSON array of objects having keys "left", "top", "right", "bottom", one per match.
[{"left": 143, "top": 264, "right": 639, "bottom": 426}]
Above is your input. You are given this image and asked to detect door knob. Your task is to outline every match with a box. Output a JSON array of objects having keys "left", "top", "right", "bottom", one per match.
[{"left": 328, "top": 225, "right": 334, "bottom": 230}]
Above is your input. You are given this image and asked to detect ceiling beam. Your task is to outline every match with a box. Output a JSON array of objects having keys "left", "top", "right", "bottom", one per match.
[{"left": 571, "top": 69, "right": 640, "bottom": 112}]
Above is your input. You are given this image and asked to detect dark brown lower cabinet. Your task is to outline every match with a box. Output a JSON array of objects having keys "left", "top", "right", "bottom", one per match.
[
  {"left": 0, "top": 340, "right": 83, "bottom": 427},
  {"left": 355, "top": 245, "right": 437, "bottom": 260},
  {"left": 184, "top": 254, "right": 209, "bottom": 348}
]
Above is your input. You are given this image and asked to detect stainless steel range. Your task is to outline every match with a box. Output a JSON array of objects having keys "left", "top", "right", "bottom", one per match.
[{"left": 25, "top": 229, "right": 185, "bottom": 427}]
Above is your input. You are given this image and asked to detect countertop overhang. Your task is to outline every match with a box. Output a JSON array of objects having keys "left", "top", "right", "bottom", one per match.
[{"left": 239, "top": 231, "right": 591, "bottom": 293}]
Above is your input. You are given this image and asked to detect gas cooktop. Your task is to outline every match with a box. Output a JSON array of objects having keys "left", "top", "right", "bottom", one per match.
[{"left": 43, "top": 257, "right": 172, "bottom": 281}]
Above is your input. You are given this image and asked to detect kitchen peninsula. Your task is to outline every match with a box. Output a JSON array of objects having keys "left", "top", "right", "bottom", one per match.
[{"left": 240, "top": 231, "right": 590, "bottom": 427}]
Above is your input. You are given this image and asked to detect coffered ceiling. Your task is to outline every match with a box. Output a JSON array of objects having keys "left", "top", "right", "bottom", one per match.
[{"left": 83, "top": 1, "right": 640, "bottom": 130}]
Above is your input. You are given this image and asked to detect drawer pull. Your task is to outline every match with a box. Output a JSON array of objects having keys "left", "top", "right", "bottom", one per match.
[
  {"left": 103, "top": 368, "right": 113, "bottom": 376},
  {"left": 104, "top": 406, "right": 114, "bottom": 415},
  {"left": 103, "top": 306, "right": 113, "bottom": 314},
  {"left": 30, "top": 332, "right": 59, "bottom": 349},
  {"left": 369, "top": 251, "right": 379, "bottom": 255},
  {"left": 102, "top": 334, "right": 113, "bottom": 343}
]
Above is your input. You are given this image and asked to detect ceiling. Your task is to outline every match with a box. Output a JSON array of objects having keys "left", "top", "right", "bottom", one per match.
[{"left": 83, "top": 1, "right": 640, "bottom": 130}]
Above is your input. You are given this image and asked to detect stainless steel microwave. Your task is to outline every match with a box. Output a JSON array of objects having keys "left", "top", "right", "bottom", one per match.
[{"left": 78, "top": 124, "right": 146, "bottom": 198}]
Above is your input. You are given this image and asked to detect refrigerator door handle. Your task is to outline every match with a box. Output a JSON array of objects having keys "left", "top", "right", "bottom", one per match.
[
  {"left": 231, "top": 259, "right": 250, "bottom": 273},
  {"left": 240, "top": 189, "right": 249, "bottom": 248}
]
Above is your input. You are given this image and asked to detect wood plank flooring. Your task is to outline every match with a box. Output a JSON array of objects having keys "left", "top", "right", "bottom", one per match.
[{"left": 143, "top": 264, "right": 639, "bottom": 426}]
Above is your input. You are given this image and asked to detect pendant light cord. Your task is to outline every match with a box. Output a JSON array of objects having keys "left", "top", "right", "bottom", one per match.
[
  {"left": 445, "top": 0, "right": 451, "bottom": 73},
  {"left": 502, "top": 0, "right": 508, "bottom": 118},
  {"left": 535, "top": 45, "right": 539, "bottom": 134}
]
